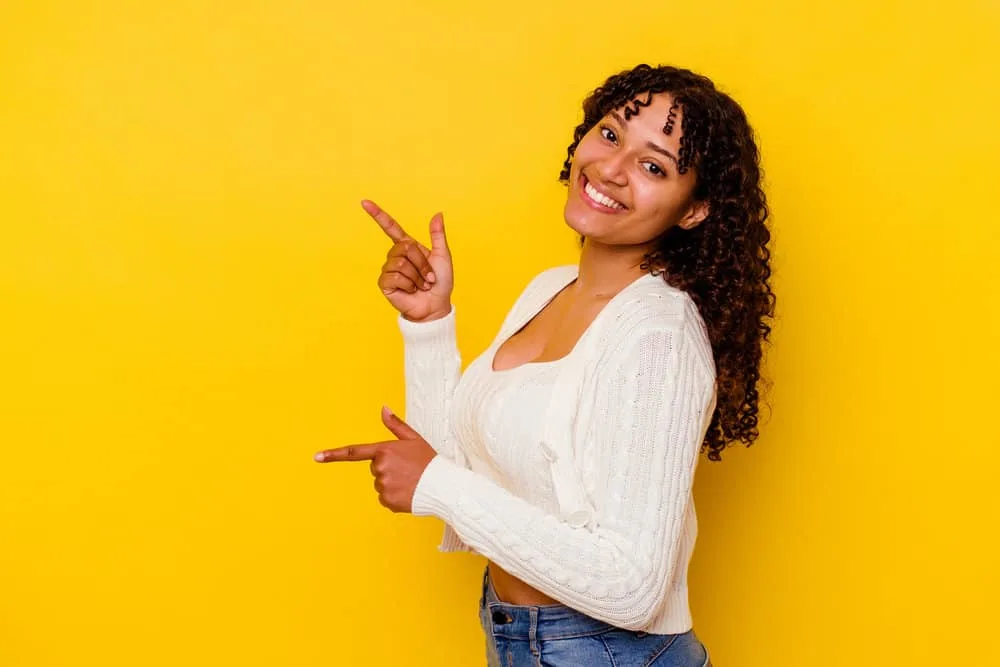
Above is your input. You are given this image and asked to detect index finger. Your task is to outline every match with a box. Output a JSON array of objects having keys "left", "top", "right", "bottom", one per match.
[
  {"left": 314, "top": 442, "right": 383, "bottom": 462},
  {"left": 362, "top": 200, "right": 409, "bottom": 243}
]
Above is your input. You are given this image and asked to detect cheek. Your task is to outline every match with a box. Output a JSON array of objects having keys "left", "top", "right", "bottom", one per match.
[
  {"left": 630, "top": 185, "right": 689, "bottom": 233},
  {"left": 633, "top": 182, "right": 674, "bottom": 216},
  {"left": 568, "top": 140, "right": 602, "bottom": 185},
  {"left": 568, "top": 156, "right": 581, "bottom": 181},
  {"left": 572, "top": 135, "right": 603, "bottom": 166}
]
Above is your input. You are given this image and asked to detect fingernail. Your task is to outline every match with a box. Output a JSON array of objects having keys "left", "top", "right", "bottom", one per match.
[
  {"left": 382, "top": 405, "right": 394, "bottom": 418},
  {"left": 426, "top": 271, "right": 436, "bottom": 282},
  {"left": 314, "top": 452, "right": 326, "bottom": 462}
]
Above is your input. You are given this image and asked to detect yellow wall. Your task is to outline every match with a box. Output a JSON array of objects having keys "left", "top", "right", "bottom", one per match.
[{"left": 2, "top": 1, "right": 997, "bottom": 665}]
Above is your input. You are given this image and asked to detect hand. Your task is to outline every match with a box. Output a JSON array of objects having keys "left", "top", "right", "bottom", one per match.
[
  {"left": 363, "top": 199, "right": 454, "bottom": 323},
  {"left": 313, "top": 405, "right": 437, "bottom": 513}
]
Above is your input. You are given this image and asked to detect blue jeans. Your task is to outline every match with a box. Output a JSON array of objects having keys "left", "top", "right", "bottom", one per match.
[{"left": 479, "top": 567, "right": 712, "bottom": 666}]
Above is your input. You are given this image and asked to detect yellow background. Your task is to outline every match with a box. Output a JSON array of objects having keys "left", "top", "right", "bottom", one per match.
[{"left": 2, "top": 1, "right": 997, "bottom": 665}]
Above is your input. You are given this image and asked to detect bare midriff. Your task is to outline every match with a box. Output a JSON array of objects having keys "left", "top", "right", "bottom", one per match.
[{"left": 488, "top": 561, "right": 559, "bottom": 605}]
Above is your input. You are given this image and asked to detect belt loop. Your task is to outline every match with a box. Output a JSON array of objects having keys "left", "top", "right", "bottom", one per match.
[{"left": 528, "top": 607, "right": 540, "bottom": 658}]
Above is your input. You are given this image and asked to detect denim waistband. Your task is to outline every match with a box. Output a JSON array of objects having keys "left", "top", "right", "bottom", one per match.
[{"left": 480, "top": 566, "right": 619, "bottom": 641}]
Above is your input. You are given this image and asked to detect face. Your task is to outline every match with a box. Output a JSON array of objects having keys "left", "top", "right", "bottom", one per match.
[{"left": 563, "top": 92, "right": 708, "bottom": 248}]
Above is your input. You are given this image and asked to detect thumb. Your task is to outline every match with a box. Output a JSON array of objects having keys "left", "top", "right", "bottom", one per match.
[
  {"left": 381, "top": 405, "right": 419, "bottom": 439},
  {"left": 428, "top": 212, "right": 450, "bottom": 256}
]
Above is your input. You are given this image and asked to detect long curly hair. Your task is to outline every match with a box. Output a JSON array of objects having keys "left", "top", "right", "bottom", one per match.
[{"left": 560, "top": 64, "right": 776, "bottom": 462}]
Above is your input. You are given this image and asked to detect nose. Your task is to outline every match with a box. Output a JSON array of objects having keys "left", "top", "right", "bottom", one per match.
[{"left": 594, "top": 151, "right": 628, "bottom": 186}]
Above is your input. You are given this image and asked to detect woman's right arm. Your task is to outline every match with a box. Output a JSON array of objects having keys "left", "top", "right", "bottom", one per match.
[
  {"left": 398, "top": 308, "right": 469, "bottom": 552},
  {"left": 364, "top": 199, "right": 461, "bottom": 462},
  {"left": 365, "top": 199, "right": 470, "bottom": 553},
  {"left": 397, "top": 307, "right": 462, "bottom": 461}
]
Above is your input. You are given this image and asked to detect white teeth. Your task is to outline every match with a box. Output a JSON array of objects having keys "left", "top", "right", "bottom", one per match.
[{"left": 584, "top": 180, "right": 623, "bottom": 210}]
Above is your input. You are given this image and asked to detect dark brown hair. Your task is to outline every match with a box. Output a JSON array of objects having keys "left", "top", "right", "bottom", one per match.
[{"left": 561, "top": 64, "right": 776, "bottom": 461}]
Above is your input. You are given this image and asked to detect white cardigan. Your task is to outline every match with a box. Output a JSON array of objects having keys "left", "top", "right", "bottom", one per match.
[{"left": 401, "top": 265, "right": 717, "bottom": 634}]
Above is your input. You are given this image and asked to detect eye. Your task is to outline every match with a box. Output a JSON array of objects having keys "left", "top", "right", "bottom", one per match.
[
  {"left": 643, "top": 162, "right": 667, "bottom": 178},
  {"left": 599, "top": 126, "right": 617, "bottom": 144}
]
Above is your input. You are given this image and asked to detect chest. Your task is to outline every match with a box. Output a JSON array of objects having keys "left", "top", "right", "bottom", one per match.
[
  {"left": 450, "top": 339, "right": 605, "bottom": 526},
  {"left": 491, "top": 288, "right": 610, "bottom": 372},
  {"left": 456, "top": 364, "right": 563, "bottom": 504}
]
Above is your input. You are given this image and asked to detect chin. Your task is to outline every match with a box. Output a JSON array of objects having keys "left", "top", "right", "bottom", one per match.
[
  {"left": 563, "top": 200, "right": 622, "bottom": 241},
  {"left": 563, "top": 211, "right": 612, "bottom": 243}
]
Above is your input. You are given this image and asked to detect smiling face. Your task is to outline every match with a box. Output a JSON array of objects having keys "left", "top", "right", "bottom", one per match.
[{"left": 563, "top": 92, "right": 708, "bottom": 249}]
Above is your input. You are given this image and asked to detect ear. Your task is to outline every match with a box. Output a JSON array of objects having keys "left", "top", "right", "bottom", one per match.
[{"left": 678, "top": 199, "right": 709, "bottom": 230}]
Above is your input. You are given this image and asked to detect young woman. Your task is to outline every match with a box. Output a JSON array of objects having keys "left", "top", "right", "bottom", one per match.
[{"left": 316, "top": 63, "right": 775, "bottom": 666}]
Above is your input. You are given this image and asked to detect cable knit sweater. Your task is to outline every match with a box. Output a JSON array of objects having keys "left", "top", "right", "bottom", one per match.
[{"left": 400, "top": 264, "right": 717, "bottom": 634}]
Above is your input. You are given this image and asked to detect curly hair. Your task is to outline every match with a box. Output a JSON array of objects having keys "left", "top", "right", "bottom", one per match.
[{"left": 560, "top": 64, "right": 776, "bottom": 462}]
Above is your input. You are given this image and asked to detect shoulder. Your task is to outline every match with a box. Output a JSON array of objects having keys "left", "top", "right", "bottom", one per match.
[
  {"left": 523, "top": 264, "right": 578, "bottom": 296},
  {"left": 596, "top": 277, "right": 716, "bottom": 381},
  {"left": 502, "top": 264, "right": 577, "bottom": 321}
]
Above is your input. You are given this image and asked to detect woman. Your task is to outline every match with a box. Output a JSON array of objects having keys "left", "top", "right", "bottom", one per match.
[{"left": 316, "top": 64, "right": 775, "bottom": 666}]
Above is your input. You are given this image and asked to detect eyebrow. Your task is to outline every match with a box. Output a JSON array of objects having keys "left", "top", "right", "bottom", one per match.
[{"left": 609, "top": 110, "right": 679, "bottom": 165}]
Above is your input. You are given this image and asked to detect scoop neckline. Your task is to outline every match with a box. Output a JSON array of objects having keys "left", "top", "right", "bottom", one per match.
[{"left": 488, "top": 266, "right": 659, "bottom": 374}]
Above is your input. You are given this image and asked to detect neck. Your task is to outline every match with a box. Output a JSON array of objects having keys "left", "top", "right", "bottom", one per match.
[{"left": 573, "top": 237, "right": 655, "bottom": 300}]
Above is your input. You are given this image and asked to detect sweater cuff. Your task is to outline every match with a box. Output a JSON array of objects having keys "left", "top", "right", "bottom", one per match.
[
  {"left": 397, "top": 306, "right": 456, "bottom": 343},
  {"left": 412, "top": 454, "right": 466, "bottom": 519},
  {"left": 439, "top": 526, "right": 471, "bottom": 553}
]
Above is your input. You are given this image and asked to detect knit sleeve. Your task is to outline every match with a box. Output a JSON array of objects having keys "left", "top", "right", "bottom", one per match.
[
  {"left": 397, "top": 307, "right": 470, "bottom": 553},
  {"left": 397, "top": 307, "right": 462, "bottom": 461},
  {"left": 410, "top": 319, "right": 716, "bottom": 629}
]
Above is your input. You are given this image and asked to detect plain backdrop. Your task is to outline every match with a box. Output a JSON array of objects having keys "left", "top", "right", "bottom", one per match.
[{"left": 1, "top": 1, "right": 998, "bottom": 665}]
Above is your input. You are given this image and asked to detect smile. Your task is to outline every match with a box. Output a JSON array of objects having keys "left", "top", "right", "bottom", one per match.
[{"left": 581, "top": 176, "right": 626, "bottom": 211}]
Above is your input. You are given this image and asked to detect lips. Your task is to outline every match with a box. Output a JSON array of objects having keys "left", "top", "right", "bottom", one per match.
[{"left": 580, "top": 174, "right": 627, "bottom": 212}]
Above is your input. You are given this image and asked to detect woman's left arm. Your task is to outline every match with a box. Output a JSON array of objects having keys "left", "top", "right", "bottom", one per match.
[{"left": 411, "top": 317, "right": 717, "bottom": 630}]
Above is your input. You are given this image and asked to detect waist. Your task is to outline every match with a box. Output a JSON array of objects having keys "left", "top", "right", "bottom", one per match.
[
  {"left": 479, "top": 563, "right": 695, "bottom": 636},
  {"left": 480, "top": 565, "right": 615, "bottom": 640},
  {"left": 487, "top": 561, "right": 558, "bottom": 605}
]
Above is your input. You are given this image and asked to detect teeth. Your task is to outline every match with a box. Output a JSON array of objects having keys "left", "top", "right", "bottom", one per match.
[{"left": 584, "top": 180, "right": 623, "bottom": 209}]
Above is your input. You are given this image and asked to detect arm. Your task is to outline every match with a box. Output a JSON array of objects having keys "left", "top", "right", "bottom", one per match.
[
  {"left": 397, "top": 307, "right": 470, "bottom": 552},
  {"left": 397, "top": 307, "right": 462, "bottom": 462},
  {"left": 410, "top": 321, "right": 716, "bottom": 628}
]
